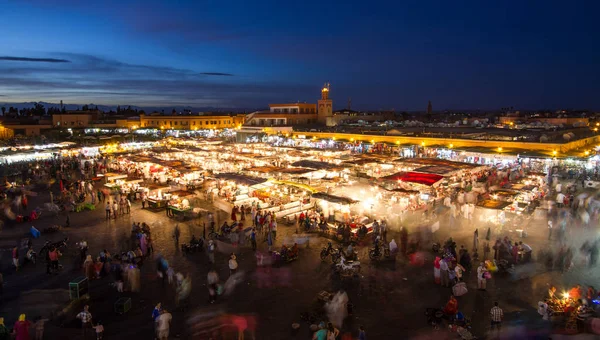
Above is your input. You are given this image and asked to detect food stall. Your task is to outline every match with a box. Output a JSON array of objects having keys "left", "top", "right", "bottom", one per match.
[
  {"left": 144, "top": 184, "right": 171, "bottom": 209},
  {"left": 104, "top": 172, "right": 128, "bottom": 183},
  {"left": 167, "top": 190, "right": 194, "bottom": 220}
]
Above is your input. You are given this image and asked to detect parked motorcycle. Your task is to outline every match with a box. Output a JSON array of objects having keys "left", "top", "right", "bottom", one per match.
[
  {"left": 208, "top": 222, "right": 235, "bottom": 240},
  {"left": 334, "top": 256, "right": 361, "bottom": 278},
  {"left": 26, "top": 248, "right": 37, "bottom": 265},
  {"left": 368, "top": 244, "right": 391, "bottom": 261},
  {"left": 181, "top": 237, "right": 204, "bottom": 253},
  {"left": 272, "top": 245, "right": 299, "bottom": 264},
  {"left": 320, "top": 242, "right": 341, "bottom": 263},
  {"left": 43, "top": 225, "right": 62, "bottom": 234}
]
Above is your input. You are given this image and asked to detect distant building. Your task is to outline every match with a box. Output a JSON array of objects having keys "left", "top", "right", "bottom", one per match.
[
  {"left": 138, "top": 113, "right": 244, "bottom": 130},
  {"left": 427, "top": 101, "right": 432, "bottom": 115},
  {"left": 243, "top": 84, "right": 331, "bottom": 127},
  {"left": 318, "top": 83, "right": 333, "bottom": 124},
  {"left": 52, "top": 110, "right": 101, "bottom": 128}
]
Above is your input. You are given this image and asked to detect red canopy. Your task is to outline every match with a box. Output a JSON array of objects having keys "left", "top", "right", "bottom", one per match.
[{"left": 381, "top": 171, "right": 443, "bottom": 186}]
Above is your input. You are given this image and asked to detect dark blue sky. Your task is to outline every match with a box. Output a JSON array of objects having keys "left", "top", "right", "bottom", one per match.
[{"left": 1, "top": 0, "right": 598, "bottom": 110}]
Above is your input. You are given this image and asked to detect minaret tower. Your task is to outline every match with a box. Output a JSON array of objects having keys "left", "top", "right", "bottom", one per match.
[{"left": 317, "top": 83, "right": 333, "bottom": 125}]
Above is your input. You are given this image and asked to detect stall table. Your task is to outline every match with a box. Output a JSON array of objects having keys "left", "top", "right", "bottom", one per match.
[
  {"left": 168, "top": 205, "right": 193, "bottom": 220},
  {"left": 147, "top": 198, "right": 168, "bottom": 209}
]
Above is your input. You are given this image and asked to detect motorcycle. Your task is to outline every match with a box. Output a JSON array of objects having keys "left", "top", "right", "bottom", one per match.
[
  {"left": 26, "top": 248, "right": 37, "bottom": 265},
  {"left": 39, "top": 237, "right": 68, "bottom": 261},
  {"left": 368, "top": 244, "right": 391, "bottom": 261},
  {"left": 334, "top": 256, "right": 361, "bottom": 278},
  {"left": 208, "top": 222, "right": 235, "bottom": 240},
  {"left": 272, "top": 245, "right": 299, "bottom": 264},
  {"left": 181, "top": 238, "right": 204, "bottom": 253},
  {"left": 43, "top": 225, "right": 62, "bottom": 234},
  {"left": 320, "top": 242, "right": 341, "bottom": 263}
]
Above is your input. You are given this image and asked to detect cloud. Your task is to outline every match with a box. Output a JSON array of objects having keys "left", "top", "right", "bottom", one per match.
[
  {"left": 200, "top": 72, "right": 233, "bottom": 76},
  {"left": 0, "top": 56, "right": 70, "bottom": 63},
  {"left": 0, "top": 52, "right": 313, "bottom": 107}
]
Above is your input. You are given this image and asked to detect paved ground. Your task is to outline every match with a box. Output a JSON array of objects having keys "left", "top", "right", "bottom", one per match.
[{"left": 0, "top": 180, "right": 598, "bottom": 339}]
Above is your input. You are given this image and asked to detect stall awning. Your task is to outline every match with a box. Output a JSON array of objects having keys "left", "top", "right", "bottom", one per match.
[
  {"left": 277, "top": 167, "right": 315, "bottom": 175},
  {"left": 270, "top": 180, "right": 317, "bottom": 193},
  {"left": 214, "top": 173, "right": 268, "bottom": 186},
  {"left": 476, "top": 200, "right": 512, "bottom": 210},
  {"left": 291, "top": 160, "right": 346, "bottom": 170},
  {"left": 245, "top": 166, "right": 282, "bottom": 173},
  {"left": 381, "top": 172, "right": 443, "bottom": 186},
  {"left": 396, "top": 158, "right": 480, "bottom": 169},
  {"left": 490, "top": 189, "right": 519, "bottom": 197},
  {"left": 412, "top": 165, "right": 459, "bottom": 176},
  {"left": 312, "top": 192, "right": 358, "bottom": 205},
  {"left": 379, "top": 186, "right": 420, "bottom": 194}
]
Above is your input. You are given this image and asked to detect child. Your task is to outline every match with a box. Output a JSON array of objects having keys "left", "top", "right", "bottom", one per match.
[
  {"left": 93, "top": 321, "right": 104, "bottom": 340},
  {"left": 34, "top": 316, "right": 48, "bottom": 340}
]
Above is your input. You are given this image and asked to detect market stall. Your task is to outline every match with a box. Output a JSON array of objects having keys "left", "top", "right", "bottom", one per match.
[{"left": 144, "top": 184, "right": 171, "bottom": 209}]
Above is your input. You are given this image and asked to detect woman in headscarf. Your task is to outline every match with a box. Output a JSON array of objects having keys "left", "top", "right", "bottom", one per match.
[
  {"left": 13, "top": 314, "right": 31, "bottom": 340},
  {"left": 83, "top": 255, "right": 95, "bottom": 280}
]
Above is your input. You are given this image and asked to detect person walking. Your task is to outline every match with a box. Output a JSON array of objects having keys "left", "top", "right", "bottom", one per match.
[
  {"left": 76, "top": 305, "right": 93, "bottom": 339},
  {"left": 229, "top": 254, "right": 238, "bottom": 276},
  {"left": 13, "top": 314, "right": 31, "bottom": 340},
  {"left": 207, "top": 269, "right": 219, "bottom": 304},
  {"left": 12, "top": 246, "right": 19, "bottom": 272},
  {"left": 250, "top": 228, "right": 257, "bottom": 251},
  {"left": 439, "top": 258, "right": 450, "bottom": 287},
  {"left": 173, "top": 224, "right": 180, "bottom": 244},
  {"left": 34, "top": 316, "right": 48, "bottom": 340},
  {"left": 126, "top": 198, "right": 131, "bottom": 214},
  {"left": 207, "top": 240, "right": 216, "bottom": 264},
  {"left": 105, "top": 202, "right": 111, "bottom": 220},
  {"left": 547, "top": 220, "right": 553, "bottom": 240},
  {"left": 358, "top": 325, "right": 366, "bottom": 340},
  {"left": 155, "top": 309, "right": 172, "bottom": 340},
  {"left": 112, "top": 201, "right": 118, "bottom": 219},
  {"left": 477, "top": 262, "right": 488, "bottom": 291},
  {"left": 490, "top": 302, "right": 503, "bottom": 333},
  {"left": 0, "top": 317, "right": 9, "bottom": 340}
]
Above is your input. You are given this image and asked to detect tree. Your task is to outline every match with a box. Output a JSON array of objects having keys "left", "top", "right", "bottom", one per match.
[
  {"left": 33, "top": 102, "right": 45, "bottom": 115},
  {"left": 82, "top": 104, "right": 89, "bottom": 111}
]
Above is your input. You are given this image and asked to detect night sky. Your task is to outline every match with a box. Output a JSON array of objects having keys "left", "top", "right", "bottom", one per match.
[{"left": 1, "top": 0, "right": 598, "bottom": 110}]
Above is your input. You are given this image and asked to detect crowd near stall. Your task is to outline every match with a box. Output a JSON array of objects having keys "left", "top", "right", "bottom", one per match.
[{"left": 2, "top": 134, "right": 600, "bottom": 338}]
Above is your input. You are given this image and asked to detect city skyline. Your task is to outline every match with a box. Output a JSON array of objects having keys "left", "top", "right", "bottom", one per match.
[{"left": 1, "top": 0, "right": 599, "bottom": 110}]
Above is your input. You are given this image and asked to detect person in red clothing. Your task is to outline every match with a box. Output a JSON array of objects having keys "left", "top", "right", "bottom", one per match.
[
  {"left": 13, "top": 314, "right": 31, "bottom": 340},
  {"left": 443, "top": 295, "right": 459, "bottom": 317},
  {"left": 569, "top": 285, "right": 582, "bottom": 301}
]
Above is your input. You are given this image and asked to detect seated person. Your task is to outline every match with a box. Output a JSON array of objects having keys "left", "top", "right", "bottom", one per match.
[
  {"left": 221, "top": 222, "right": 231, "bottom": 232},
  {"left": 280, "top": 245, "right": 289, "bottom": 257},
  {"left": 289, "top": 243, "right": 299, "bottom": 257},
  {"left": 443, "top": 295, "right": 459, "bottom": 317},
  {"left": 345, "top": 244, "right": 356, "bottom": 260},
  {"left": 190, "top": 235, "right": 198, "bottom": 245},
  {"left": 569, "top": 285, "right": 583, "bottom": 301}
]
